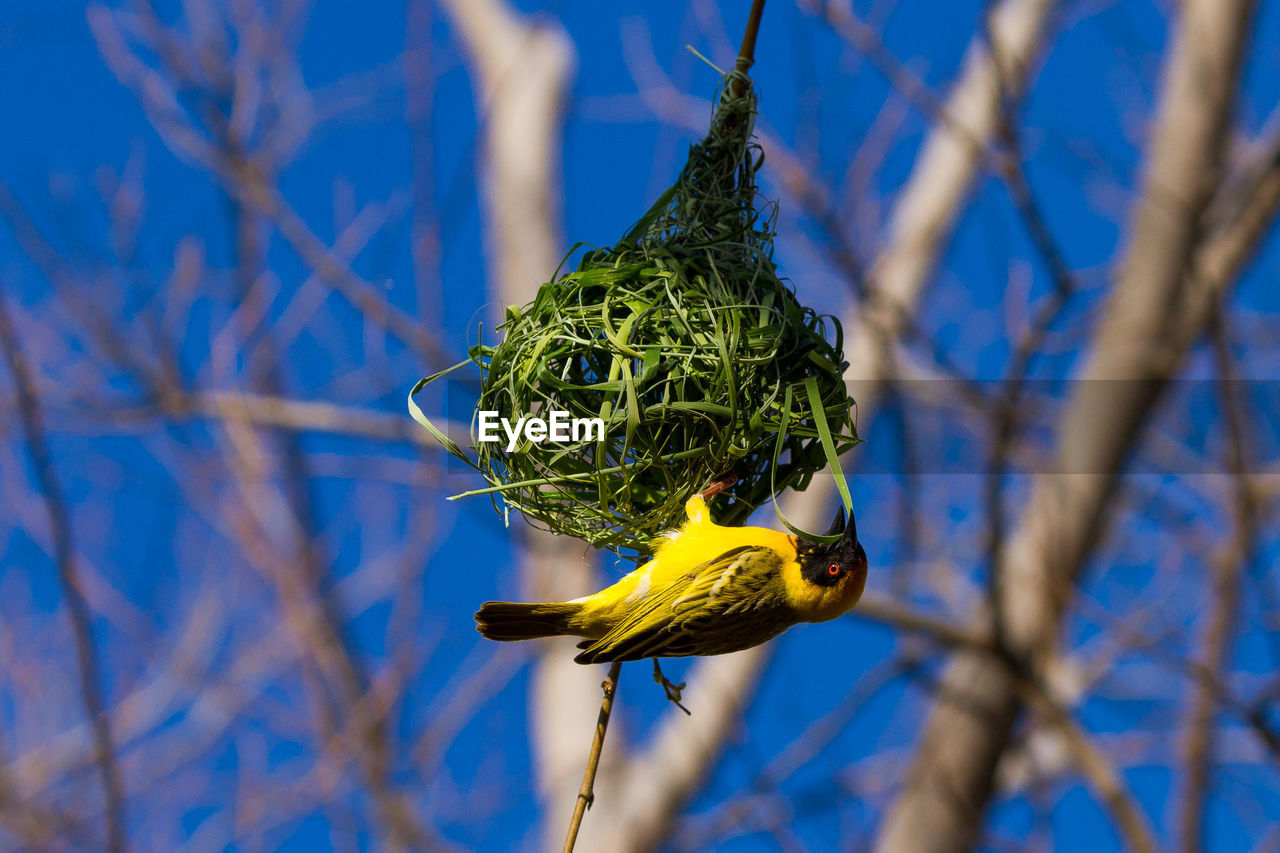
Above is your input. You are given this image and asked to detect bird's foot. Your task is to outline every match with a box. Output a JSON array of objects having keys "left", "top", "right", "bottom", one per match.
[{"left": 652, "top": 658, "right": 691, "bottom": 715}]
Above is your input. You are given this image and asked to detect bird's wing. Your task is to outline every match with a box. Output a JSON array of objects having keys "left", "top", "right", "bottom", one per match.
[{"left": 574, "top": 544, "right": 789, "bottom": 664}]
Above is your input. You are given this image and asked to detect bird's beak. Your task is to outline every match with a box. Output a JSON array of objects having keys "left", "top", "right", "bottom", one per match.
[
  {"left": 842, "top": 507, "right": 859, "bottom": 546},
  {"left": 825, "top": 506, "right": 847, "bottom": 537}
]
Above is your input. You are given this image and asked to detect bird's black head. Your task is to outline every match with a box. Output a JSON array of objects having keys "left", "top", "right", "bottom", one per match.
[{"left": 797, "top": 506, "right": 868, "bottom": 589}]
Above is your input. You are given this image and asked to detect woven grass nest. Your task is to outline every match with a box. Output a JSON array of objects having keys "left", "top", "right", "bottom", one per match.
[{"left": 412, "top": 71, "right": 858, "bottom": 556}]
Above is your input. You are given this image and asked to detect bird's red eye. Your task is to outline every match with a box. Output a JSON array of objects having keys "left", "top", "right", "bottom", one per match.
[{"left": 827, "top": 563, "right": 841, "bottom": 576}]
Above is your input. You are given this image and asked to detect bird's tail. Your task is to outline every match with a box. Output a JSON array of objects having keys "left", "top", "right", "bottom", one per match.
[{"left": 474, "top": 601, "right": 582, "bottom": 642}]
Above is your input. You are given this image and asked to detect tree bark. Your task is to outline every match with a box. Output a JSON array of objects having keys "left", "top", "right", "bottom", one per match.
[{"left": 874, "top": 2, "right": 1258, "bottom": 850}]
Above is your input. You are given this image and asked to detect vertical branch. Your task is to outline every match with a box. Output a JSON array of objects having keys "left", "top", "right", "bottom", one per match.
[
  {"left": 0, "top": 279, "right": 128, "bottom": 853},
  {"left": 1178, "top": 315, "right": 1257, "bottom": 853},
  {"left": 875, "top": 1, "right": 1259, "bottom": 850},
  {"left": 735, "top": 0, "right": 767, "bottom": 72},
  {"left": 562, "top": 662, "right": 623, "bottom": 853}
]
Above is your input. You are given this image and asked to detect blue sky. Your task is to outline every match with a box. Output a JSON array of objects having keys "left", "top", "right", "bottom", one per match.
[{"left": 2, "top": 1, "right": 1279, "bottom": 851}]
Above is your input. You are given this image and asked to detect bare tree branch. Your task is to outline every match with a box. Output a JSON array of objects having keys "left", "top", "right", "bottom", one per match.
[
  {"left": 166, "top": 390, "right": 463, "bottom": 447},
  {"left": 0, "top": 276, "right": 129, "bottom": 853},
  {"left": 843, "top": 0, "right": 1062, "bottom": 386},
  {"left": 1020, "top": 675, "right": 1159, "bottom": 853},
  {"left": 876, "top": 2, "right": 1261, "bottom": 849},
  {"left": 1178, "top": 314, "right": 1259, "bottom": 853}
]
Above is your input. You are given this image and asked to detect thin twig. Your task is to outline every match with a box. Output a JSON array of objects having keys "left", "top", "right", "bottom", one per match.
[
  {"left": 227, "top": 160, "right": 445, "bottom": 848},
  {"left": 736, "top": 0, "right": 767, "bottom": 72},
  {"left": 806, "top": 0, "right": 987, "bottom": 153},
  {"left": 0, "top": 277, "right": 129, "bottom": 853},
  {"left": 981, "top": 17, "right": 1078, "bottom": 656},
  {"left": 167, "top": 390, "right": 460, "bottom": 447},
  {"left": 1178, "top": 312, "right": 1257, "bottom": 853},
  {"left": 722, "top": 0, "right": 767, "bottom": 136},
  {"left": 1019, "top": 678, "right": 1159, "bottom": 853},
  {"left": 562, "top": 661, "right": 623, "bottom": 853}
]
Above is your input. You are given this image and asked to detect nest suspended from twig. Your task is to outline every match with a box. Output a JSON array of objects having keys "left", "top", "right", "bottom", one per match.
[{"left": 412, "top": 70, "right": 858, "bottom": 556}]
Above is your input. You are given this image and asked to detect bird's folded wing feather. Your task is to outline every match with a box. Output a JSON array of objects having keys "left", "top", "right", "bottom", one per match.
[{"left": 575, "top": 544, "right": 785, "bottom": 663}]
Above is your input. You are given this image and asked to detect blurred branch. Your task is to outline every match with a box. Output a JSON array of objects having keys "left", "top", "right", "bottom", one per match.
[
  {"left": 855, "top": 594, "right": 990, "bottom": 651},
  {"left": 1069, "top": 565, "right": 1280, "bottom": 764},
  {"left": 772, "top": 142, "right": 994, "bottom": 408},
  {"left": 233, "top": 150, "right": 441, "bottom": 853},
  {"left": 1178, "top": 314, "right": 1259, "bottom": 853},
  {"left": 231, "top": 170, "right": 456, "bottom": 368},
  {"left": 438, "top": 0, "right": 574, "bottom": 307},
  {"left": 676, "top": 655, "right": 921, "bottom": 850},
  {"left": 85, "top": 5, "right": 453, "bottom": 845},
  {"left": 981, "top": 8, "right": 1079, "bottom": 658},
  {"left": 841, "top": 0, "right": 1062, "bottom": 386},
  {"left": 412, "top": 646, "right": 528, "bottom": 774},
  {"left": 804, "top": 0, "right": 994, "bottom": 152},
  {"left": 0, "top": 277, "right": 129, "bottom": 853},
  {"left": 216, "top": 407, "right": 443, "bottom": 852},
  {"left": 435, "top": 1, "right": 593, "bottom": 848},
  {"left": 0, "top": 781, "right": 92, "bottom": 851},
  {"left": 87, "top": 4, "right": 454, "bottom": 369},
  {"left": 876, "top": 1, "right": 1262, "bottom": 850},
  {"left": 1019, "top": 677, "right": 1158, "bottom": 853},
  {"left": 164, "top": 390, "right": 464, "bottom": 448}
]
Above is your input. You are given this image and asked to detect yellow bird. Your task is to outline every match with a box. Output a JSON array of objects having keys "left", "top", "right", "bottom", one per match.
[{"left": 475, "top": 494, "right": 868, "bottom": 663}]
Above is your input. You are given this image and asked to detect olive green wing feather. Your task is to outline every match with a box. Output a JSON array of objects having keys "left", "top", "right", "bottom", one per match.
[{"left": 574, "top": 545, "right": 795, "bottom": 664}]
